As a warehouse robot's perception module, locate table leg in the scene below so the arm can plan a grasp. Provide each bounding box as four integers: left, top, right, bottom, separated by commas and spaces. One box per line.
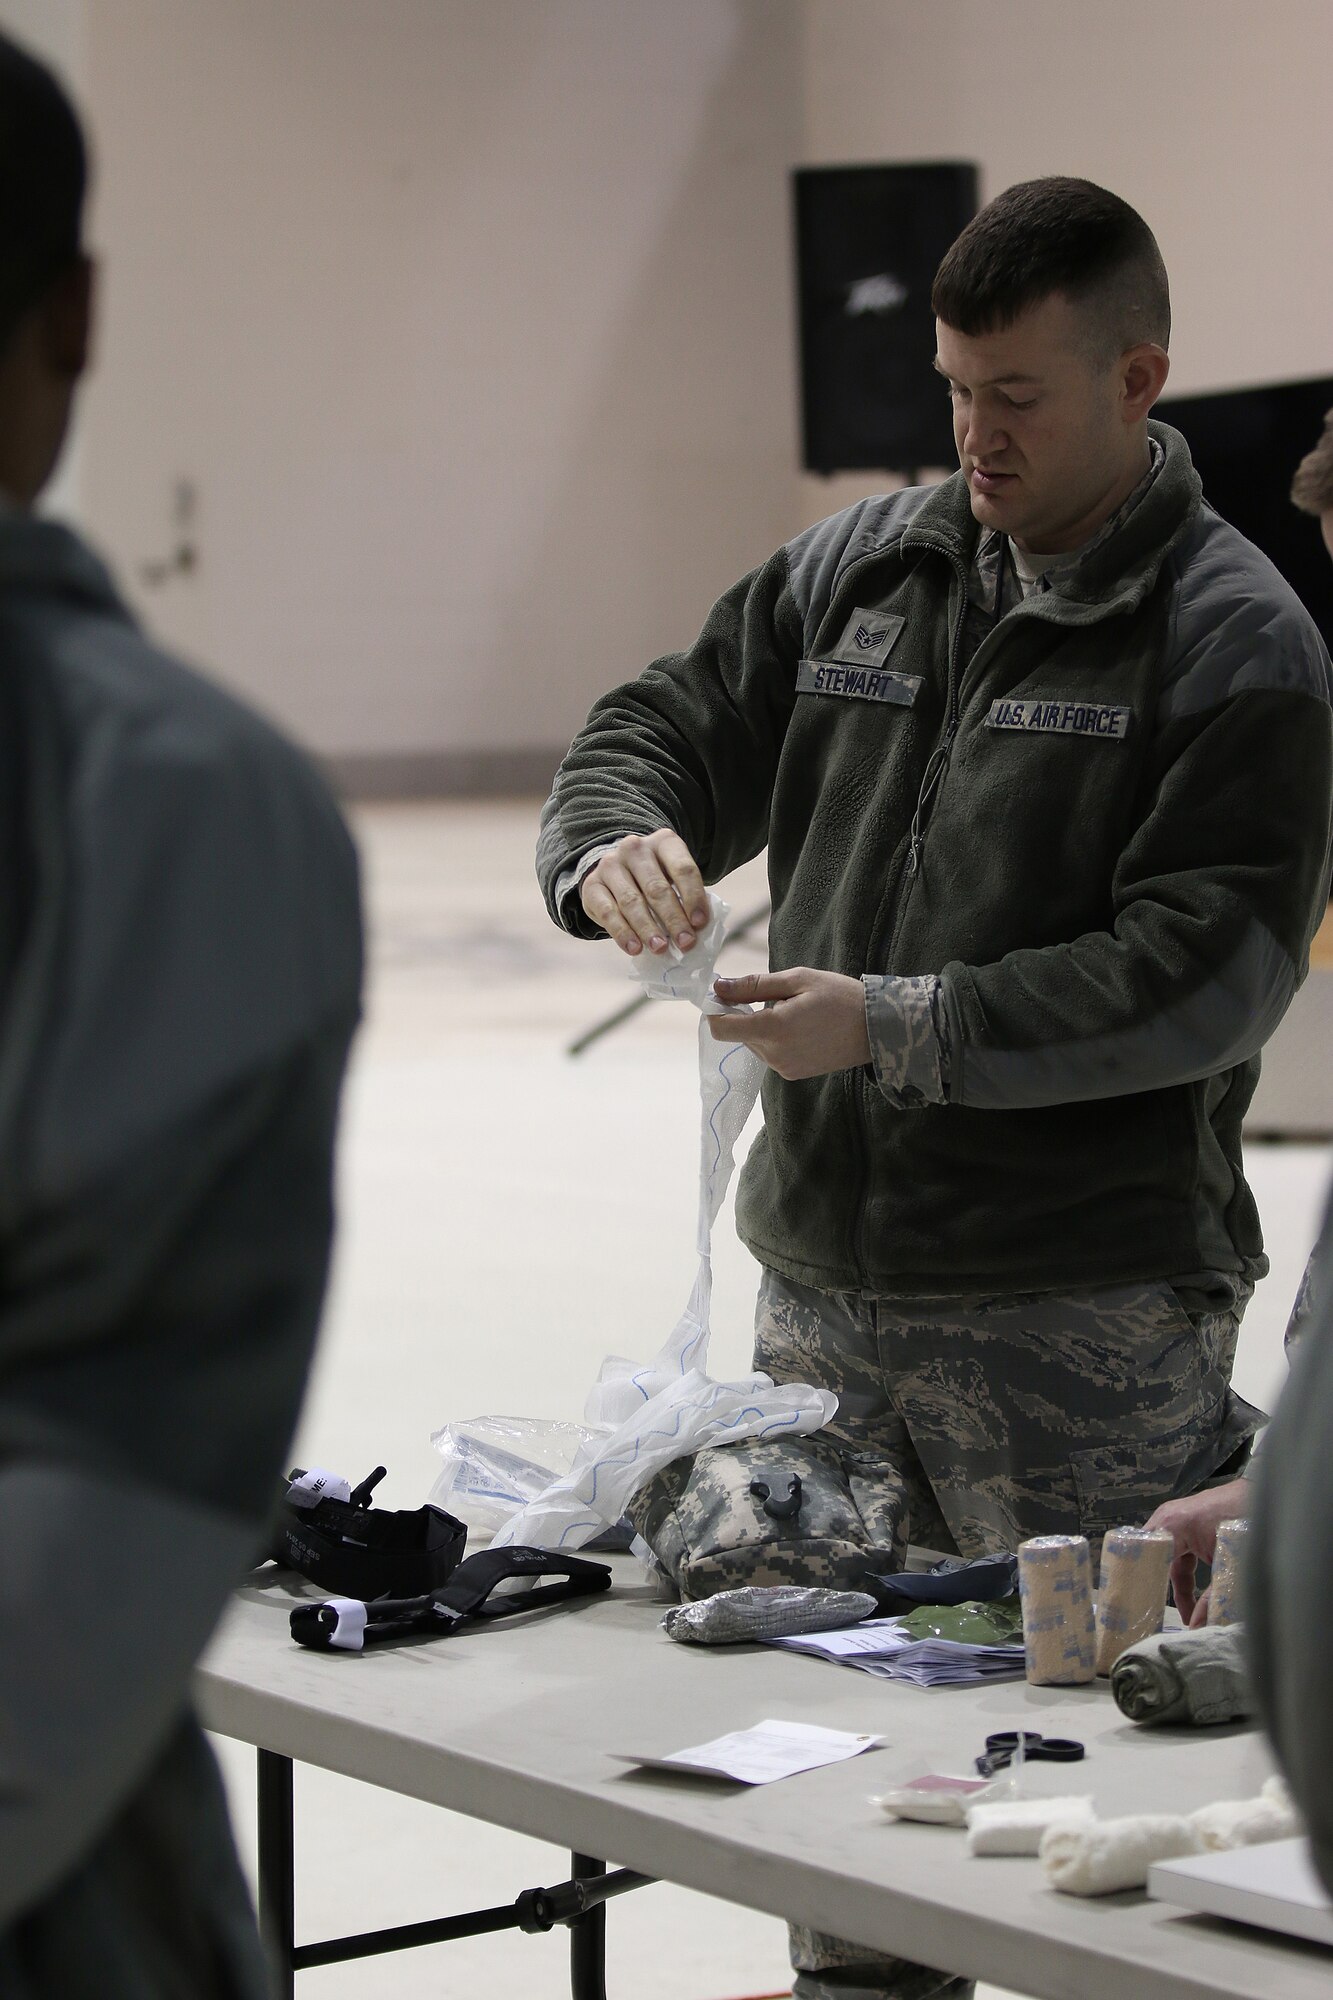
568, 1852, 607, 2000
257, 1749, 295, 2000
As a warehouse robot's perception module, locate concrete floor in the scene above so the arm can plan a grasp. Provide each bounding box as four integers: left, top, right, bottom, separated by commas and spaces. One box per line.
211, 799, 1330, 1999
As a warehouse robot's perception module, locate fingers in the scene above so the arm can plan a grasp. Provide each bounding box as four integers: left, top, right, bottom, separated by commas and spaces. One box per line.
579, 831, 706, 955
714, 969, 804, 1006
708, 1007, 763, 1043
1170, 1551, 1198, 1626
579, 869, 646, 955
653, 831, 709, 932
1188, 1586, 1212, 1630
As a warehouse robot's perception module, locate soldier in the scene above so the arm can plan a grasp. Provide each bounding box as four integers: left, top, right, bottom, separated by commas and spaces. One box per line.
0, 33, 361, 1997
539, 177, 1333, 1998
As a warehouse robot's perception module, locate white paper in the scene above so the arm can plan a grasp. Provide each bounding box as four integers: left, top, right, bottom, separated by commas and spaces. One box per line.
614, 1718, 886, 1785
770, 1619, 917, 1660
765, 1617, 1026, 1686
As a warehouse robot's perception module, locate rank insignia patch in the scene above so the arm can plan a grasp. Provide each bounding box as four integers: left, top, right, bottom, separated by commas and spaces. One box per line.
830, 606, 906, 668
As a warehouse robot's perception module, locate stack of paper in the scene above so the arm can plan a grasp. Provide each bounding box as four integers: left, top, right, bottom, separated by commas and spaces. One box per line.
765, 1616, 1026, 1687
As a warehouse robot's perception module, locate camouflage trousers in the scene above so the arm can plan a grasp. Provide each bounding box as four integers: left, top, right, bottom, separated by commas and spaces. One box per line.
754, 1266, 1260, 1567
755, 1264, 1262, 2000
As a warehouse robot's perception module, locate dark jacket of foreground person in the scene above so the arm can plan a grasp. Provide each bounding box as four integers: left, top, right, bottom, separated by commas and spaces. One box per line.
0, 514, 362, 1996
1249, 1212, 1333, 1896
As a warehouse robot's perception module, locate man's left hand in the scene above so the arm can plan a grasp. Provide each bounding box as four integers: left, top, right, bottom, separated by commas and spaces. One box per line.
709, 969, 870, 1080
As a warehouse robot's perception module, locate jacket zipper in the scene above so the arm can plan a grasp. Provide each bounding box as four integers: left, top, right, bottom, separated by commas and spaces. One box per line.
887, 536, 970, 964
842, 530, 970, 1279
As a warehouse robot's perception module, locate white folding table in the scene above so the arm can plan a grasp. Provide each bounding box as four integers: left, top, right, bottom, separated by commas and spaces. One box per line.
195, 1558, 1333, 2000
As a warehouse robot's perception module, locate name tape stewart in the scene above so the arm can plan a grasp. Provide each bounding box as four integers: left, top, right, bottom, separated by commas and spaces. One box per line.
797, 659, 923, 707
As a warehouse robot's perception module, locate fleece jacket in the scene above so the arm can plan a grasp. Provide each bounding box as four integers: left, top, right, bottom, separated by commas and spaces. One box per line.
538, 423, 1333, 1296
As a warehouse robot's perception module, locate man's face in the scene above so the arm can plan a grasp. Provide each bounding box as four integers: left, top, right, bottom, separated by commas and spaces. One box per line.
935, 293, 1139, 554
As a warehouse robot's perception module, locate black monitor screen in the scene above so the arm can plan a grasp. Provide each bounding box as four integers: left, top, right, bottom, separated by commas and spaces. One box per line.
1157, 374, 1333, 649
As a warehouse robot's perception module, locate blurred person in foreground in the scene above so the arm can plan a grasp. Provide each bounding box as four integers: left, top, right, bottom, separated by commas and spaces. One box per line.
1147, 407, 1333, 1623
1149, 409, 1333, 1894
0, 33, 361, 1997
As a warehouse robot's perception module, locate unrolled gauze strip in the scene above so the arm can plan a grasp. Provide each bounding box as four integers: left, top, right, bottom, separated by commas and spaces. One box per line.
1018, 1534, 1096, 1685
1094, 1525, 1172, 1674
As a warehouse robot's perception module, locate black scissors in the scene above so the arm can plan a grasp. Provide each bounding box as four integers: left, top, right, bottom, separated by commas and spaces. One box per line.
975, 1730, 1085, 1777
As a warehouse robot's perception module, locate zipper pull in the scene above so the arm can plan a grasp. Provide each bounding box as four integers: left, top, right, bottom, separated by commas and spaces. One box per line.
907, 838, 921, 877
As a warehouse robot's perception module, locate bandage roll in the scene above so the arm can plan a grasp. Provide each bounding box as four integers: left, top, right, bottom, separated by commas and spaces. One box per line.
1094, 1526, 1173, 1675
1018, 1534, 1096, 1685
1040, 1814, 1203, 1896
1206, 1516, 1249, 1626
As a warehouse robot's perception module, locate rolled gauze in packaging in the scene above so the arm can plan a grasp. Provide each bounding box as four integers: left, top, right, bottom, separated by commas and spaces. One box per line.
1018, 1534, 1096, 1685
1207, 1516, 1249, 1626
1094, 1526, 1173, 1674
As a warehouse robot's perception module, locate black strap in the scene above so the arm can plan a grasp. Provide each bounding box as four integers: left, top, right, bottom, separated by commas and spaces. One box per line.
290, 1545, 612, 1652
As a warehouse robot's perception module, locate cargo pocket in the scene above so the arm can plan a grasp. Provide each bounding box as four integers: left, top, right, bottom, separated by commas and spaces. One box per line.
626, 1433, 903, 1601
1070, 1391, 1265, 1547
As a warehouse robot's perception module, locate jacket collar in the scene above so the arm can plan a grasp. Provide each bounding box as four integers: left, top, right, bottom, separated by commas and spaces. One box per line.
0, 515, 130, 618
900, 421, 1202, 622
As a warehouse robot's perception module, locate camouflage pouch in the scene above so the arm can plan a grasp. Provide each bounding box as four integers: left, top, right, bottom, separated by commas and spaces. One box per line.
626, 1433, 904, 1601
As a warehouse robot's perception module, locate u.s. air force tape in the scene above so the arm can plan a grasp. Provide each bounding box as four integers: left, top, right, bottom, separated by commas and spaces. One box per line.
987, 695, 1133, 740
797, 659, 923, 706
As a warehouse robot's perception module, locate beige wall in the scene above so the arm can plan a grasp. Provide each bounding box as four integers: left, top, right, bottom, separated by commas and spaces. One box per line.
802, 0, 1333, 396
798, 0, 1333, 528
49, 1, 1333, 772
77, 0, 803, 775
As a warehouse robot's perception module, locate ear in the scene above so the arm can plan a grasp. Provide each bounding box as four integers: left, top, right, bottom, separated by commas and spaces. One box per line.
1119, 341, 1169, 424
42, 254, 95, 380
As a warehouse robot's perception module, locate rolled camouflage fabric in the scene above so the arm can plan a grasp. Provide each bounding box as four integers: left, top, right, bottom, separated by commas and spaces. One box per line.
627, 1434, 902, 1601
1110, 1624, 1252, 1726
661, 1584, 878, 1645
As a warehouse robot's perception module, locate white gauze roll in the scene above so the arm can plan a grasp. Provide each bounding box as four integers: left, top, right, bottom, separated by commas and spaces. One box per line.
1040, 1815, 1204, 1896
966, 1796, 1095, 1856
1189, 1790, 1299, 1850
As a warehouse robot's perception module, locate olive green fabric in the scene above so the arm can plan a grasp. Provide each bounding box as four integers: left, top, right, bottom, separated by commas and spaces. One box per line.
539, 423, 1333, 1295
895, 1597, 1022, 1645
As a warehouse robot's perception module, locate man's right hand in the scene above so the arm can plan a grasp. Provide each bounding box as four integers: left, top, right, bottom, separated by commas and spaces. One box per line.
579, 830, 709, 956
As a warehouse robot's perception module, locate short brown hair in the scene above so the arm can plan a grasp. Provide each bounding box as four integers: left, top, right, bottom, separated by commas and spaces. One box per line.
932, 176, 1169, 365
1291, 409, 1333, 517
0, 32, 87, 351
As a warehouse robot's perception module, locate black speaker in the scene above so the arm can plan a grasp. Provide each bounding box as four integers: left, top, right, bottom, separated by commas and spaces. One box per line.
794, 161, 979, 476
1156, 374, 1333, 649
